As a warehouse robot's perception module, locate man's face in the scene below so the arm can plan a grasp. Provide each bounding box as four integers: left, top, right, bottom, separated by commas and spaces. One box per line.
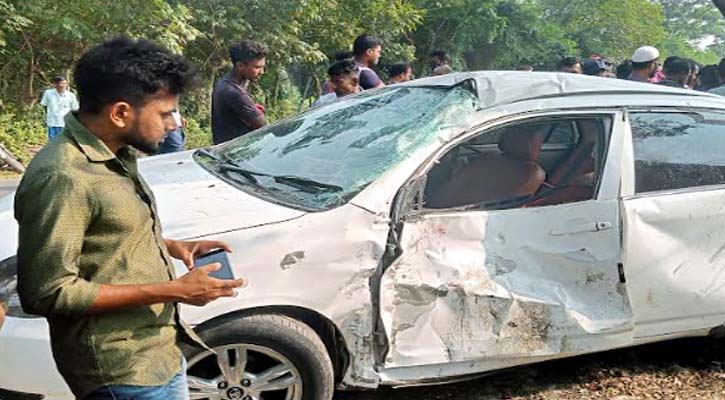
430, 56, 441, 69
332, 74, 359, 97
237, 57, 266, 82
562, 63, 582, 74
400, 67, 413, 82
123, 91, 179, 154
367, 46, 382, 65
55, 80, 68, 93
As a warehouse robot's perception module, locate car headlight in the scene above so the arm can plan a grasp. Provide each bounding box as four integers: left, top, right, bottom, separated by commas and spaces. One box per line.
0, 256, 35, 318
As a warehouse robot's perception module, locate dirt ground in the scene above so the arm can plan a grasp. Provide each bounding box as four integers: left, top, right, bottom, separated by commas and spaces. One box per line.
334, 336, 725, 400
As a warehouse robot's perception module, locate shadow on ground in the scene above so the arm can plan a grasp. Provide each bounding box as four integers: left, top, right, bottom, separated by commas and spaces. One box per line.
334, 336, 725, 399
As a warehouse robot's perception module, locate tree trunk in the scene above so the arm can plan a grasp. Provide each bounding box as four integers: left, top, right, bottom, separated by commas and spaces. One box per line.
714, 0, 725, 18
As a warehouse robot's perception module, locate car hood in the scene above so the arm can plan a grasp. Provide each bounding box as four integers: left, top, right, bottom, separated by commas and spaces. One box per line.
136, 151, 306, 239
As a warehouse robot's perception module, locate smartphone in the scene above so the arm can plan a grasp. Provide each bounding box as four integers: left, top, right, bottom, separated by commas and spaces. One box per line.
193, 249, 234, 280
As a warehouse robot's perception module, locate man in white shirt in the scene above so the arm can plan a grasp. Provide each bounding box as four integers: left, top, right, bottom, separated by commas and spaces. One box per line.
40, 76, 79, 139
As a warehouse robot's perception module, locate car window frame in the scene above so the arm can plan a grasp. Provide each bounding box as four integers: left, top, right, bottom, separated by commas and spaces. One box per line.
623, 106, 725, 200
394, 109, 621, 219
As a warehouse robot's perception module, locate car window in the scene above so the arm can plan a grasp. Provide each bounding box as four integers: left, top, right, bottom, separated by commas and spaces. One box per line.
423, 116, 611, 210
630, 111, 725, 194
195, 86, 481, 211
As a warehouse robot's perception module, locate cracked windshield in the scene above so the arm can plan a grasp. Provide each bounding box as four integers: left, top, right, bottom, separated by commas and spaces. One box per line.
196, 86, 480, 210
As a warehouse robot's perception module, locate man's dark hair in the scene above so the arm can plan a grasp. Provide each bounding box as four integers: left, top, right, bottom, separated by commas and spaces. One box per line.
662, 56, 680, 70
52, 76, 66, 84
717, 59, 725, 81
430, 50, 450, 62
697, 64, 720, 90
388, 62, 411, 77
631, 60, 656, 71
352, 34, 383, 57
334, 51, 354, 61
328, 60, 359, 78
73, 36, 198, 114
229, 39, 268, 65
558, 56, 581, 70
616, 60, 633, 79
663, 57, 692, 78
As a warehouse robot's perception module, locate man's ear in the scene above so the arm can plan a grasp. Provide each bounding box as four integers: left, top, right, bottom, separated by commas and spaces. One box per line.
108, 102, 133, 129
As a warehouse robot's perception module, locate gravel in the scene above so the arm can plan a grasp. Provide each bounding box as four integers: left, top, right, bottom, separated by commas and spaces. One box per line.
335, 336, 725, 400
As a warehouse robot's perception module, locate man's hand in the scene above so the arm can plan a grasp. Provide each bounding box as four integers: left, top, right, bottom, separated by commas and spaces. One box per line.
165, 239, 232, 270
172, 263, 245, 306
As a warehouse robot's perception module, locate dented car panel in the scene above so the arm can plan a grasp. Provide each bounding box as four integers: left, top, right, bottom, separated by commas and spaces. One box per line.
623, 189, 725, 338
379, 199, 634, 373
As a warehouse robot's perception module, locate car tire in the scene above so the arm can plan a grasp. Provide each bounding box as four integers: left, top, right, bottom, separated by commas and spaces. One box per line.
185, 313, 334, 400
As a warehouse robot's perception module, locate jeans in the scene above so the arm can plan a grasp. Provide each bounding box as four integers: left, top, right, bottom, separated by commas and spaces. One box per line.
157, 128, 185, 154
82, 358, 189, 400
47, 126, 64, 139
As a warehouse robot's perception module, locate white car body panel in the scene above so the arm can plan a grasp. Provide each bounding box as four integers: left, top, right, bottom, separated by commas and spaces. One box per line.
1, 72, 725, 399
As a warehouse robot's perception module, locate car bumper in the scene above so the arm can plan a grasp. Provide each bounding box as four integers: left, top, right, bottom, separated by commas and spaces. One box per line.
0, 317, 72, 400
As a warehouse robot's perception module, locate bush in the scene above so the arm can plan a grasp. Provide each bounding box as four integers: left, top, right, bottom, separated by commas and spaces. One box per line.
0, 108, 46, 165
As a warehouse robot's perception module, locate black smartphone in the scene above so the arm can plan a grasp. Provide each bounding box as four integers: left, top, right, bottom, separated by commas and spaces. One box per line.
193, 249, 234, 280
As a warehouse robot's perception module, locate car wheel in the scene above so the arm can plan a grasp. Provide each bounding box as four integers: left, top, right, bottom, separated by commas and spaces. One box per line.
185, 313, 334, 400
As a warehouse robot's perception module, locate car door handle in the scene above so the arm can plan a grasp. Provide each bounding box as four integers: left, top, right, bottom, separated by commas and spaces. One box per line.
550, 221, 612, 236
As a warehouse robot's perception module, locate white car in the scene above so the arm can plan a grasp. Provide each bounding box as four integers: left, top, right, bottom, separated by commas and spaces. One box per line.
2, 71, 725, 400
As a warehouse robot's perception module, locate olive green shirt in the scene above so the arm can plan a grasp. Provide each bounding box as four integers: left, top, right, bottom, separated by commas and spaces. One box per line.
15, 114, 193, 399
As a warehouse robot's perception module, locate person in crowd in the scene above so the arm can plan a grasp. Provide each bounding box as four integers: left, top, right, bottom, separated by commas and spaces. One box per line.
353, 34, 385, 90
430, 50, 453, 74
433, 64, 454, 75
156, 109, 187, 154
40, 76, 79, 139
517, 64, 534, 72
312, 60, 361, 107
388, 62, 413, 84
582, 58, 609, 77
708, 58, 725, 96
687, 60, 701, 89
696, 64, 719, 92
15, 37, 244, 400
628, 46, 660, 83
211, 39, 267, 144
656, 57, 693, 88
652, 56, 678, 83
322, 51, 354, 94
558, 57, 582, 74
616, 60, 633, 80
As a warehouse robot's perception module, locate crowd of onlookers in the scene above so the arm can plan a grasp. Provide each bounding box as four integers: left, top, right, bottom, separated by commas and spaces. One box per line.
554, 45, 725, 94
37, 36, 725, 155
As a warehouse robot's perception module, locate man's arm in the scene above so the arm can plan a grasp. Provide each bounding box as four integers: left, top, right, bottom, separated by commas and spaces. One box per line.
39, 90, 49, 107
16, 172, 100, 316
228, 89, 266, 130
87, 264, 243, 313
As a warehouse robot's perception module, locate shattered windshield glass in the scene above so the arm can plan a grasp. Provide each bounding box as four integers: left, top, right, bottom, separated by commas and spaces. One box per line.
195, 85, 480, 211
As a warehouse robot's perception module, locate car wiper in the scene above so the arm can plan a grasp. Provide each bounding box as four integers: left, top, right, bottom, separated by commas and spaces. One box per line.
218, 164, 341, 194
272, 175, 343, 194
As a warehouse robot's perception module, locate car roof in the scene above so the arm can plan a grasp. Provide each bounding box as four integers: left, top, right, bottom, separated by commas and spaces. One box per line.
402, 71, 721, 110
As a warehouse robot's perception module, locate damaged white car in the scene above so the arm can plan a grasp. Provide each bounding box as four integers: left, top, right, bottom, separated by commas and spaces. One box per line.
3, 71, 725, 400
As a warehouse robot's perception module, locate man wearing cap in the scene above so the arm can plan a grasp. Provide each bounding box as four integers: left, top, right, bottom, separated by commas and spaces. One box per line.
628, 46, 660, 83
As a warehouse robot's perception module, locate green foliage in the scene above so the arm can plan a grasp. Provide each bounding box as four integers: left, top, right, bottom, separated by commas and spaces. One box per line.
0, 108, 46, 164
2, 0, 725, 166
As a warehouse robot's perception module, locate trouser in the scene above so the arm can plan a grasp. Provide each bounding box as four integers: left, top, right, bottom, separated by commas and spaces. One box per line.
82, 358, 189, 400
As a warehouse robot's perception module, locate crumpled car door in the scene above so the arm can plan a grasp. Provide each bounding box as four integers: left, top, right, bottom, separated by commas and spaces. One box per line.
378, 111, 635, 378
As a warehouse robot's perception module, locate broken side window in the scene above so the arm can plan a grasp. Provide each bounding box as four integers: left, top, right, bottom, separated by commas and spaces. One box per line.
631, 111, 725, 194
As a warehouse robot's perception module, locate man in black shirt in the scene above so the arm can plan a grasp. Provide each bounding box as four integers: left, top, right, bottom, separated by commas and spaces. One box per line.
212, 40, 268, 144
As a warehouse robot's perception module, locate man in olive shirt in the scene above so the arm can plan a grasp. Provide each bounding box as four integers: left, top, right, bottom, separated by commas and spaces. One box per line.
15, 37, 244, 400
